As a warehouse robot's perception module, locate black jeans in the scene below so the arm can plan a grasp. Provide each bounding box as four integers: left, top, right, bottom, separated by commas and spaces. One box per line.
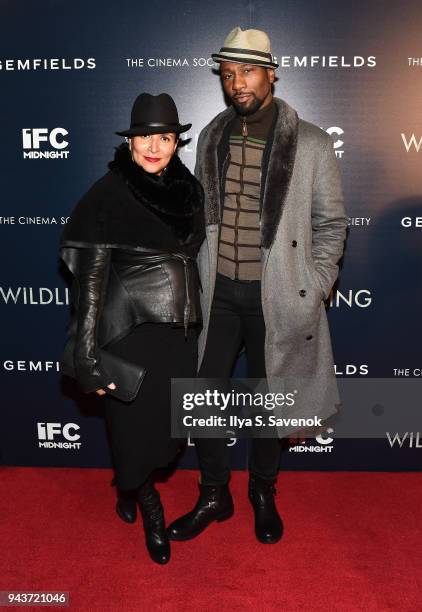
196, 273, 281, 485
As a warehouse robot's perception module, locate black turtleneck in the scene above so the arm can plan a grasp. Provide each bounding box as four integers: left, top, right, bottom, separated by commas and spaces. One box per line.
231, 99, 277, 141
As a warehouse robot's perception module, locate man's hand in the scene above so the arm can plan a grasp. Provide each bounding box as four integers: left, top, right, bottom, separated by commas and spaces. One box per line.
95, 383, 116, 396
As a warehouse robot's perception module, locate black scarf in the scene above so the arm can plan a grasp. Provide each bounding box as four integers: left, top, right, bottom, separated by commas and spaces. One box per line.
109, 143, 204, 247
61, 144, 205, 254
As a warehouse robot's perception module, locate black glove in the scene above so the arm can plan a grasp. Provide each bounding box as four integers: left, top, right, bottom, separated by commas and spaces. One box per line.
73, 247, 112, 393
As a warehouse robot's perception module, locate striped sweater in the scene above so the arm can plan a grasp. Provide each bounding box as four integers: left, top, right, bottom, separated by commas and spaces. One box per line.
218, 100, 276, 280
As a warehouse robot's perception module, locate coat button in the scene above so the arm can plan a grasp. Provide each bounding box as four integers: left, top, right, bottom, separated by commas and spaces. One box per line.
306, 335, 313, 340
299, 289, 306, 297
291, 240, 297, 247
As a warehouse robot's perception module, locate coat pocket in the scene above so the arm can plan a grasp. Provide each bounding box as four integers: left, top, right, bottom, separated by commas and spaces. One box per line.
297, 248, 325, 302
307, 259, 326, 301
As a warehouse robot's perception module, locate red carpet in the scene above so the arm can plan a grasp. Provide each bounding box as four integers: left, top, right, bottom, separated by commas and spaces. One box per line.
1, 468, 421, 611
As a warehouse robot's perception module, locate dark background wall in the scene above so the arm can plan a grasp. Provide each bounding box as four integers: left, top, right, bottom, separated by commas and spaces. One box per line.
1, 0, 421, 471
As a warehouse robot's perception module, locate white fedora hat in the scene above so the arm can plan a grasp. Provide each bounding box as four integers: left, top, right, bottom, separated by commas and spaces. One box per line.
212, 26, 278, 69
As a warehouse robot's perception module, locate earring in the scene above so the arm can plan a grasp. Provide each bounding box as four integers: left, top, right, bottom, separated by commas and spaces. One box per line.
127, 140, 135, 163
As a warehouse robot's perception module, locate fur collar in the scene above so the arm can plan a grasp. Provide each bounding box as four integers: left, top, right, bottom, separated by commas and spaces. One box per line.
196, 97, 299, 249
196, 106, 235, 226
109, 143, 204, 245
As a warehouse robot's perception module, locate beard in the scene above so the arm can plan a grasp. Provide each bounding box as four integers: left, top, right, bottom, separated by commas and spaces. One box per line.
232, 93, 263, 116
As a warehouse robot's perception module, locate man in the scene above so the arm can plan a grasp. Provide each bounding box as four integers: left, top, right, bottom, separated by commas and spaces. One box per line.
168, 27, 348, 544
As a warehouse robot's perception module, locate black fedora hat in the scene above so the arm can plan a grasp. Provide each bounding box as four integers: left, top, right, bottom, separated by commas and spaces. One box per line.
116, 92, 191, 137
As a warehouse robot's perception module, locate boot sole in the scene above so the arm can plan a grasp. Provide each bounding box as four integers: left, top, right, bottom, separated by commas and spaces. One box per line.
147, 548, 171, 564
255, 531, 283, 544
168, 508, 234, 541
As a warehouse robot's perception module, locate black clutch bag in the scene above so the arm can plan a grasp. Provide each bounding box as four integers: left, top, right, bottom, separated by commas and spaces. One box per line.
61, 339, 146, 402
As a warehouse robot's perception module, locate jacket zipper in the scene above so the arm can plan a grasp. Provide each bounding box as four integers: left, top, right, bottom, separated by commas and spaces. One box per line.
234, 118, 248, 279
242, 117, 248, 138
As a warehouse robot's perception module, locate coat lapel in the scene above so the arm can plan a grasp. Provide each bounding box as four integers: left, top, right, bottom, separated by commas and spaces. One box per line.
261, 98, 299, 249
196, 106, 235, 226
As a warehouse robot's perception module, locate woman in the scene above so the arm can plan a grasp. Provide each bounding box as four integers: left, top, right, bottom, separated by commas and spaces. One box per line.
60, 93, 205, 564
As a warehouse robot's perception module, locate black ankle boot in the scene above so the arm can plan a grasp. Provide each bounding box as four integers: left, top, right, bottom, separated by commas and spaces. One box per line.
137, 480, 170, 565
167, 482, 234, 541
116, 488, 137, 524
248, 474, 283, 544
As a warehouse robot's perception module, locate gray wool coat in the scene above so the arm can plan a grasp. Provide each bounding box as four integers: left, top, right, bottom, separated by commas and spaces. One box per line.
195, 97, 348, 420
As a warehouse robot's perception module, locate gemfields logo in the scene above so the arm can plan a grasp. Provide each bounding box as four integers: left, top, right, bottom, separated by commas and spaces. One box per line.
401, 217, 422, 228
279, 55, 376, 68
335, 364, 369, 376
3, 360, 60, 373
0, 58, 96, 71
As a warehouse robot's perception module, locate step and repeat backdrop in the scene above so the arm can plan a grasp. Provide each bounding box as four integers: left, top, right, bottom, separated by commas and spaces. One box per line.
1, 1, 421, 471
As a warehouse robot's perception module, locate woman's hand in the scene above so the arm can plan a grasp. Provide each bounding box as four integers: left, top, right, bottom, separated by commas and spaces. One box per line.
96, 383, 116, 396
71, 246, 113, 394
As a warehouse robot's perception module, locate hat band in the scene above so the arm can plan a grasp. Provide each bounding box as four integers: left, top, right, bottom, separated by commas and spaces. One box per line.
131, 122, 178, 128
212, 54, 277, 66
220, 46, 273, 60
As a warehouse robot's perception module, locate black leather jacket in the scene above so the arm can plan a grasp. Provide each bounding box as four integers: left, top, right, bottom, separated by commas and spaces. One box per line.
61, 243, 202, 393
60, 146, 205, 393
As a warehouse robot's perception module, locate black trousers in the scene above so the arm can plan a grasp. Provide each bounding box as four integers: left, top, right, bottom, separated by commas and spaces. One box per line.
195, 273, 281, 485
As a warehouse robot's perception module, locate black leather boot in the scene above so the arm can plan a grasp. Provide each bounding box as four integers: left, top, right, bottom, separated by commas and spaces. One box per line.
137, 480, 170, 565
115, 488, 137, 524
167, 483, 234, 541
248, 474, 283, 544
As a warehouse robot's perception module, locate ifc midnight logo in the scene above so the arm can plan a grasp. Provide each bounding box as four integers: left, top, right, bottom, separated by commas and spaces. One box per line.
37, 422, 81, 450
22, 128, 69, 159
